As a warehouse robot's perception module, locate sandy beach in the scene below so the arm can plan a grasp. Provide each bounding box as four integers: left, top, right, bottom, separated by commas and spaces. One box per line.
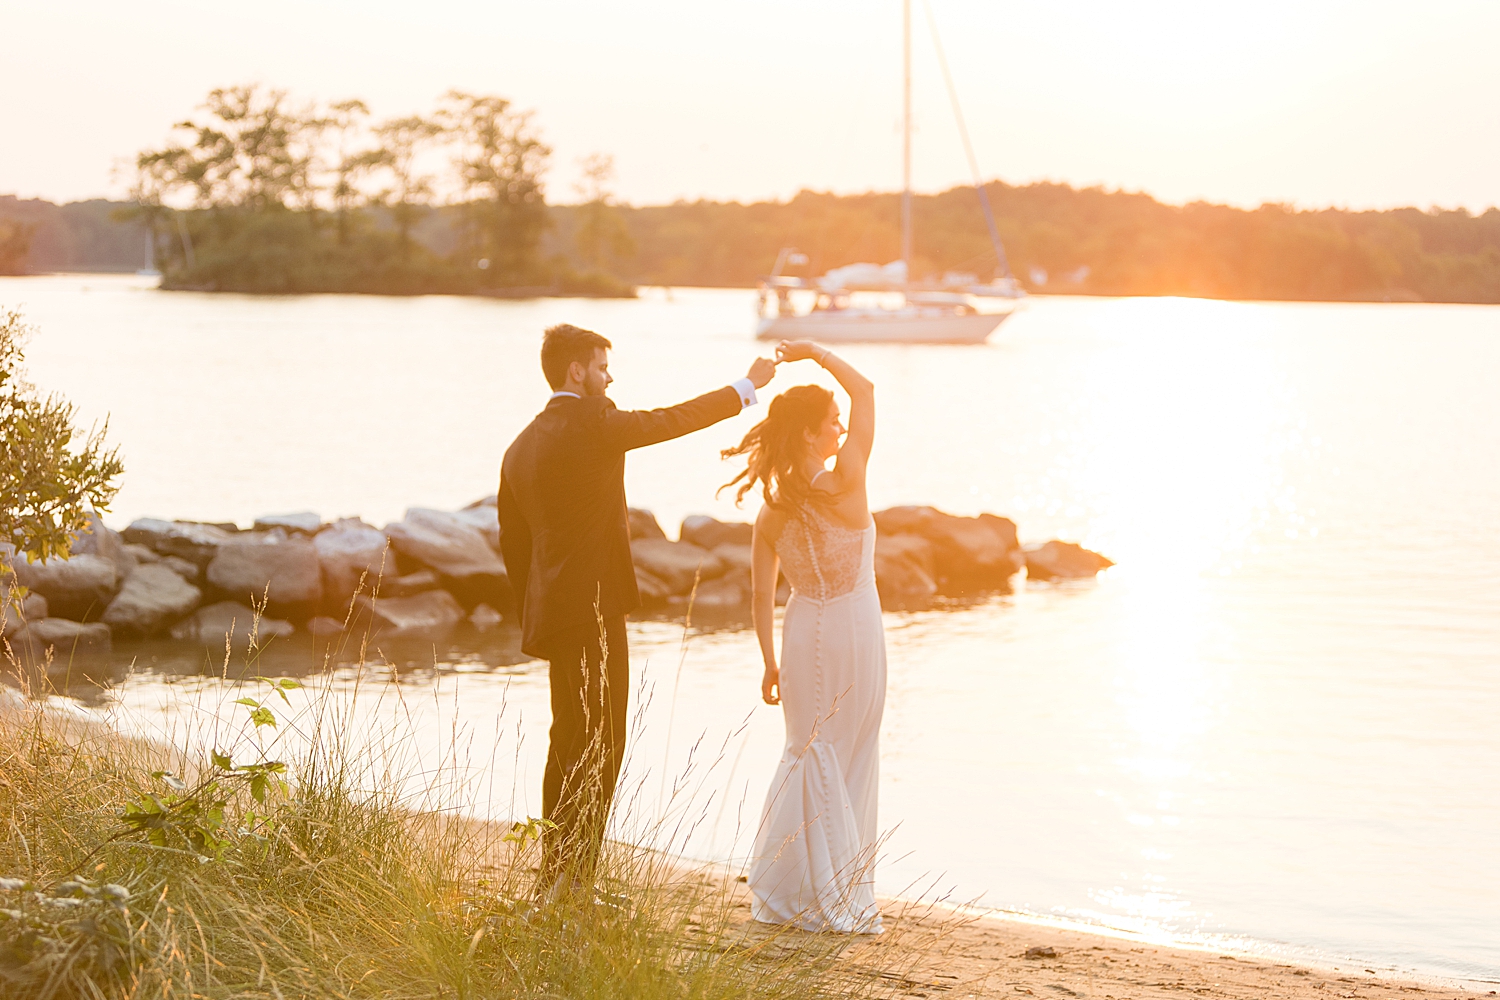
852, 907, 1490, 999
434, 799, 1493, 1000
816, 894, 1491, 1000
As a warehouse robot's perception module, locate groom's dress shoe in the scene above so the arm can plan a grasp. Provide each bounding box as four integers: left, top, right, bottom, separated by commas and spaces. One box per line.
591, 887, 631, 914
536, 874, 587, 907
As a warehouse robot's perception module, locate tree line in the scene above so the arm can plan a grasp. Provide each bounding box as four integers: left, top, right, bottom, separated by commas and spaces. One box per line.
7, 151, 1500, 304
123, 84, 633, 296
603, 184, 1500, 303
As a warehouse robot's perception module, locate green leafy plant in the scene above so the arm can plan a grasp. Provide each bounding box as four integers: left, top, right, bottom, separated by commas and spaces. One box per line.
117, 676, 296, 857
118, 770, 228, 855
233, 675, 301, 731
0, 309, 123, 567
501, 815, 557, 847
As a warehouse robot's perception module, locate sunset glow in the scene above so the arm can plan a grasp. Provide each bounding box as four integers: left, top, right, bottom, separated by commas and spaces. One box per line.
4, 0, 1497, 211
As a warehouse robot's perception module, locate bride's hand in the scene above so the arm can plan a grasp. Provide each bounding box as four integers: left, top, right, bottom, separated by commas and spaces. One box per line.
761, 666, 781, 705
775, 340, 824, 365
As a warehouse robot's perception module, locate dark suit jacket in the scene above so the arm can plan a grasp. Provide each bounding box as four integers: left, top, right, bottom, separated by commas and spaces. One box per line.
498, 387, 742, 658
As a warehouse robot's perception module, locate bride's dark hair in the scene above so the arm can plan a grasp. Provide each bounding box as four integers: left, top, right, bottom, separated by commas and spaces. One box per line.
720, 384, 835, 509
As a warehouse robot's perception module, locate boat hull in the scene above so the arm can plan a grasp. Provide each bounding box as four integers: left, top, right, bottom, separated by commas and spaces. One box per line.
756, 308, 1011, 344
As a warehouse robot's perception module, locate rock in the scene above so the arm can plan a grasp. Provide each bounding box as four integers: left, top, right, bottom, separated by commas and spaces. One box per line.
122, 519, 235, 566
1024, 541, 1114, 581
206, 535, 322, 619
2, 592, 48, 639
170, 601, 294, 646
385, 509, 512, 611
628, 508, 667, 541
873, 506, 1022, 591
979, 513, 1021, 552
464, 494, 498, 510
469, 603, 503, 630
1024, 946, 1057, 960
102, 564, 202, 638
446, 507, 500, 550
878, 532, 936, 578
635, 566, 674, 606
629, 539, 726, 594
305, 616, 345, 637
70, 512, 134, 578
12, 554, 120, 621
354, 590, 465, 634
668, 571, 749, 611
123, 543, 160, 565
680, 515, 753, 550
711, 543, 753, 574
10, 618, 113, 663
873, 534, 939, 610
160, 556, 201, 584
314, 518, 394, 612
382, 570, 438, 598
253, 512, 323, 534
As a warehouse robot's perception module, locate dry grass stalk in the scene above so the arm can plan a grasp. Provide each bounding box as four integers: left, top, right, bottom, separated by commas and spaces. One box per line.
0, 587, 950, 999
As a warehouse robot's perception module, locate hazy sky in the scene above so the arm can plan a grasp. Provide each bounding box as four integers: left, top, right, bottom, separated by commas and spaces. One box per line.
4, 0, 1498, 211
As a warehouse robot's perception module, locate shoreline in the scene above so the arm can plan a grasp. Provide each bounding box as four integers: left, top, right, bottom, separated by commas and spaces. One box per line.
666, 849, 1496, 996
12, 271, 1500, 306
5, 688, 1491, 997
912, 899, 1497, 995
641, 843, 1496, 998
841, 893, 1494, 999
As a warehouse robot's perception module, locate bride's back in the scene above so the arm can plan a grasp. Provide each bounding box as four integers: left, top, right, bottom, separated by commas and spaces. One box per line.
760, 478, 874, 603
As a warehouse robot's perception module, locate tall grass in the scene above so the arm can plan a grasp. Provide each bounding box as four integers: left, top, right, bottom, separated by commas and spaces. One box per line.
0, 598, 936, 999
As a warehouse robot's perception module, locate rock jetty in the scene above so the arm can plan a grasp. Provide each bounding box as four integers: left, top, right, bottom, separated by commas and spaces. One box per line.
2, 501, 1111, 663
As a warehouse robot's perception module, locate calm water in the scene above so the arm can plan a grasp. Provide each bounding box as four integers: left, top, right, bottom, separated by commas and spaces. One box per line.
6, 274, 1499, 982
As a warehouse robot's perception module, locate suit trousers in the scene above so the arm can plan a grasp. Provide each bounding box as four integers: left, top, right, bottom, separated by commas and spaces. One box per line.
541, 613, 629, 882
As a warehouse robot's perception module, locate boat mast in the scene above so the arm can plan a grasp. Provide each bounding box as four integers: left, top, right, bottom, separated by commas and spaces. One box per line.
922, 0, 1015, 279
901, 0, 912, 283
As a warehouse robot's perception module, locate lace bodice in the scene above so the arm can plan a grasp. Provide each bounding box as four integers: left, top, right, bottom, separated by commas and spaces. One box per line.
773, 503, 875, 602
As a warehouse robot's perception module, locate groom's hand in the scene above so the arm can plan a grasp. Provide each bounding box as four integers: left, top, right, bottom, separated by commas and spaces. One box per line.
747, 356, 777, 389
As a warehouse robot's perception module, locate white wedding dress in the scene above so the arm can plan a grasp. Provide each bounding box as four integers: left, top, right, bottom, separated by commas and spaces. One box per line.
748, 499, 887, 933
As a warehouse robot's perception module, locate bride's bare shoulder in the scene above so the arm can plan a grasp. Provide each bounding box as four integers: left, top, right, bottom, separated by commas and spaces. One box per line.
754, 504, 788, 545
809, 469, 871, 530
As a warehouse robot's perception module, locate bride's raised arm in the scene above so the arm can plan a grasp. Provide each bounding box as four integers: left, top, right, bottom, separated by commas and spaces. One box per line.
775, 340, 874, 484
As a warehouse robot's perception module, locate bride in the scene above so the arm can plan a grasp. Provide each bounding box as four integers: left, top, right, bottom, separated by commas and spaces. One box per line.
721, 339, 886, 934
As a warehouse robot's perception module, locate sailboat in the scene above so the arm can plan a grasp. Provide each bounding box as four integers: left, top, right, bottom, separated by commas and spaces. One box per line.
755, 0, 1024, 345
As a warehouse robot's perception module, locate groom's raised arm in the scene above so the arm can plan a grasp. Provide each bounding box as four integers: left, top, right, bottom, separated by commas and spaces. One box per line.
596, 358, 774, 452
596, 386, 742, 452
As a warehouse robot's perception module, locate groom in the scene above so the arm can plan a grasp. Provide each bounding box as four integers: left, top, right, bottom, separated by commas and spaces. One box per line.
497, 323, 775, 886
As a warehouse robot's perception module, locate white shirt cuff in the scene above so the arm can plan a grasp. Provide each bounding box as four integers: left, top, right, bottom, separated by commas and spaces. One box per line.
730, 377, 758, 410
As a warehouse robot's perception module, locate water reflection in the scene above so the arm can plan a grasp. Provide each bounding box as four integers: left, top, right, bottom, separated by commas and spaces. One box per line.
7, 622, 537, 706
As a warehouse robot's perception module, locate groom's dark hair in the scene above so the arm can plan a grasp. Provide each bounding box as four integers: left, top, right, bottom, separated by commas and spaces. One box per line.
541, 324, 612, 389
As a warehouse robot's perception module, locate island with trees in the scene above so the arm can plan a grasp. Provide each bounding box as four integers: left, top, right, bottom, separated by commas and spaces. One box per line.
119, 85, 634, 297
